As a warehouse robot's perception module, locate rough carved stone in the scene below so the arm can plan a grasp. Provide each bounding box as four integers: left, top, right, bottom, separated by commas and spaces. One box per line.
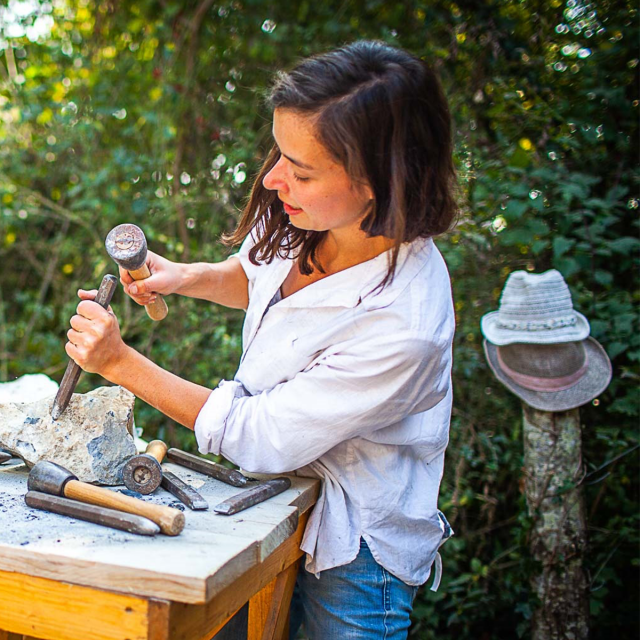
0, 386, 137, 485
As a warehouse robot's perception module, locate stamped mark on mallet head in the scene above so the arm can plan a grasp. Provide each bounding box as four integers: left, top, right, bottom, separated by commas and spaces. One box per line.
105, 223, 168, 321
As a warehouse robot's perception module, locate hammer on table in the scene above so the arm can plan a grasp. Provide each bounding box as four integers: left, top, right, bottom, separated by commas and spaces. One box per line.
28, 461, 185, 536
123, 441, 209, 509
105, 223, 168, 321
122, 439, 167, 495
25, 491, 160, 536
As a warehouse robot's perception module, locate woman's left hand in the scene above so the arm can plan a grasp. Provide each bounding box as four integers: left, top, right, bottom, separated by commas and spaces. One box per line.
65, 289, 128, 377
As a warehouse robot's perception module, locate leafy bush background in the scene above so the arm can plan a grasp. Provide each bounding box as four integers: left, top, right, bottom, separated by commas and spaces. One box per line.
0, 0, 637, 637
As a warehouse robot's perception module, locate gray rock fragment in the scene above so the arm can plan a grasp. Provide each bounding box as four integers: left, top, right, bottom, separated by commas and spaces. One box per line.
0, 386, 137, 485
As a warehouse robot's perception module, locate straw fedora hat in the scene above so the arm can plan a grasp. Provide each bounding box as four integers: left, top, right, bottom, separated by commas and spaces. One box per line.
483, 337, 612, 412
481, 269, 590, 345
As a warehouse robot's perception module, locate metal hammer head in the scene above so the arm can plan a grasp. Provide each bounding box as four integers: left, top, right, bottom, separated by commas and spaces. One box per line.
105, 224, 148, 271
122, 454, 163, 495
28, 461, 78, 496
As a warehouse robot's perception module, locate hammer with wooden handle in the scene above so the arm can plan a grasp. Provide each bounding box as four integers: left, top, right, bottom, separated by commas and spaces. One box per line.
105, 223, 168, 321
28, 461, 185, 536
122, 439, 167, 495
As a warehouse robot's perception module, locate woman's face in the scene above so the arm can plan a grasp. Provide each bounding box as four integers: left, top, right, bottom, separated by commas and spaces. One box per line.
263, 108, 373, 234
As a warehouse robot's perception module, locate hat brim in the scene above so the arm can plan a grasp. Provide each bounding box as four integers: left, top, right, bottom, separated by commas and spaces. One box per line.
481, 311, 590, 346
483, 337, 612, 412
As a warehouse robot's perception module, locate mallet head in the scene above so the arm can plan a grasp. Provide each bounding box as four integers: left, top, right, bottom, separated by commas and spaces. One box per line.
122, 454, 163, 495
28, 461, 78, 496
105, 224, 148, 271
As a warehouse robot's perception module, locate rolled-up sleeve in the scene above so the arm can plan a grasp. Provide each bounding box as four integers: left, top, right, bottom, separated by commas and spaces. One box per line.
228, 231, 260, 296
194, 331, 452, 473
194, 380, 249, 455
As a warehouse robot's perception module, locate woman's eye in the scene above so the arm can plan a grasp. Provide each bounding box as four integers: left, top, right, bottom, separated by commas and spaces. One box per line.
293, 174, 309, 182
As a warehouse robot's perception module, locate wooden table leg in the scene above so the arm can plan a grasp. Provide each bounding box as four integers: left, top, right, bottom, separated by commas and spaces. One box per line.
170, 510, 310, 640
248, 559, 299, 640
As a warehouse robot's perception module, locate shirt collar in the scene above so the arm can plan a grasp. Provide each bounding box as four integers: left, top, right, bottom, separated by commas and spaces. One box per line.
275, 237, 434, 310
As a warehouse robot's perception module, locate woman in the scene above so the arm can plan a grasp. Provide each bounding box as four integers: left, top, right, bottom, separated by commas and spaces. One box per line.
67, 40, 457, 639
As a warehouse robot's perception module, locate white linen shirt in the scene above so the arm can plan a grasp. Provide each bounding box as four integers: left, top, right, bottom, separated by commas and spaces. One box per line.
195, 233, 455, 586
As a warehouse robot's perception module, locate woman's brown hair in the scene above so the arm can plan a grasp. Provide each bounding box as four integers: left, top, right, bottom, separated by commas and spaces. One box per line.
224, 40, 457, 287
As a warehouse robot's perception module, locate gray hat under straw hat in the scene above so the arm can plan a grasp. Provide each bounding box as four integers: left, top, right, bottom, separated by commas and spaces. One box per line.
481, 269, 612, 412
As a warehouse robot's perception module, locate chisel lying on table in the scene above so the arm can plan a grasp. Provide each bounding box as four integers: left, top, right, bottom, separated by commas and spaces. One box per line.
161, 471, 208, 510
213, 477, 291, 515
25, 491, 160, 536
166, 448, 254, 488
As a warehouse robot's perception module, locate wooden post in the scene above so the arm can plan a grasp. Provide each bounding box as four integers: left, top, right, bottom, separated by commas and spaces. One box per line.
522, 405, 589, 640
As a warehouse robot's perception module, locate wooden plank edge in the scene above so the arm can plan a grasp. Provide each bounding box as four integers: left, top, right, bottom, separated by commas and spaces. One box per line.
0, 544, 209, 605
0, 568, 165, 640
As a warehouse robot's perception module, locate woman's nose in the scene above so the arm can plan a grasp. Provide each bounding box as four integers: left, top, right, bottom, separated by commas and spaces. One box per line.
263, 157, 288, 192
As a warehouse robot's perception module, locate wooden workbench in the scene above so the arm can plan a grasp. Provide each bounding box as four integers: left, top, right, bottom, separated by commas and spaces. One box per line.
0, 457, 320, 640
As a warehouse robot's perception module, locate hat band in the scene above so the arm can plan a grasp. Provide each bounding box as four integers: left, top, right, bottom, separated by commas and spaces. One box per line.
496, 349, 589, 392
498, 314, 577, 332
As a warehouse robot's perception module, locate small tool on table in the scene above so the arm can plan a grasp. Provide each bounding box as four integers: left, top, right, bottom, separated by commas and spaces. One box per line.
213, 477, 291, 516
28, 461, 185, 536
161, 471, 209, 511
122, 439, 167, 495
25, 491, 160, 536
105, 223, 168, 321
167, 448, 254, 488
50, 274, 118, 421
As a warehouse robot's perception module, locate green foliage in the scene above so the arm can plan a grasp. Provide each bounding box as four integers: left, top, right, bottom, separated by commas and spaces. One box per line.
0, 0, 637, 637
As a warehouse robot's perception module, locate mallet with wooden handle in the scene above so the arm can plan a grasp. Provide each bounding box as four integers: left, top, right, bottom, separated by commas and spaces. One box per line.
28, 461, 185, 536
105, 223, 168, 321
122, 439, 167, 495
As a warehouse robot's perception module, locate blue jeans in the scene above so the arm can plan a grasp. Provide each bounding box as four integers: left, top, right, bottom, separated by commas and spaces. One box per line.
289, 538, 418, 640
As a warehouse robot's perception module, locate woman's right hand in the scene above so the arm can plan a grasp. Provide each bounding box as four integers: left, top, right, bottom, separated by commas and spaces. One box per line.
119, 250, 185, 307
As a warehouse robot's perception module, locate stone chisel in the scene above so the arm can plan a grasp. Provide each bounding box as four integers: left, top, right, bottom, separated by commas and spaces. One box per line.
50, 274, 118, 421
166, 448, 254, 488
161, 471, 209, 510
213, 477, 291, 516
25, 491, 160, 536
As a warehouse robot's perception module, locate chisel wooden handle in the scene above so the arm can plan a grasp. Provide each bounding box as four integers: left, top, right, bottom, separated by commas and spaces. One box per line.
128, 262, 168, 321
64, 480, 184, 536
